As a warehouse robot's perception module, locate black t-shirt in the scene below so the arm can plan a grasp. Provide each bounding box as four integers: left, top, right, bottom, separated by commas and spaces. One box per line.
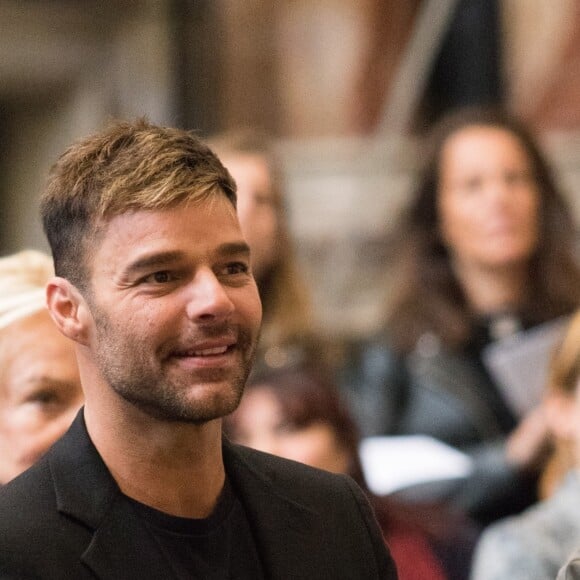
125, 479, 264, 580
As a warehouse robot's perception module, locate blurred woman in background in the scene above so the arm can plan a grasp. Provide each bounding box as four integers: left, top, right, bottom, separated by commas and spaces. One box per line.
209, 130, 324, 375
340, 106, 580, 526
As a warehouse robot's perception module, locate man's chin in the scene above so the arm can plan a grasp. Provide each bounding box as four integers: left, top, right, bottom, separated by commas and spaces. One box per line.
121, 382, 244, 424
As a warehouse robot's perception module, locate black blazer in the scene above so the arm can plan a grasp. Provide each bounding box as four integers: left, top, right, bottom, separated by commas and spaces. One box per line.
0, 412, 397, 579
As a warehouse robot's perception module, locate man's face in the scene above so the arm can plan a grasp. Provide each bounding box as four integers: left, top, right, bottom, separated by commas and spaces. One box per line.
83, 196, 262, 424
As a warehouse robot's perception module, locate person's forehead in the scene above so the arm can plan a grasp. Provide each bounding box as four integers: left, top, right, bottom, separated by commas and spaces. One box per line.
439, 126, 532, 182
443, 125, 527, 158
90, 200, 245, 273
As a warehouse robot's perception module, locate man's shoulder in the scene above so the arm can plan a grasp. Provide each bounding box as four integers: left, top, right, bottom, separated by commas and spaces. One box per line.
0, 457, 67, 574
0, 456, 54, 513
0, 456, 66, 544
0, 453, 98, 579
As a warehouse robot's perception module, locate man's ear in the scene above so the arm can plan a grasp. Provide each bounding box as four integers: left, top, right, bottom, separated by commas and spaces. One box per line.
46, 277, 92, 346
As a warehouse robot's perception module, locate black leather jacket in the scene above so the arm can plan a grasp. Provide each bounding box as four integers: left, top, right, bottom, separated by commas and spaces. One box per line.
338, 333, 538, 526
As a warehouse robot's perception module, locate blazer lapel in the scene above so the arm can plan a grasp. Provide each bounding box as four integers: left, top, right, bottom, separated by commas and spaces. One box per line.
49, 411, 171, 580
223, 441, 325, 579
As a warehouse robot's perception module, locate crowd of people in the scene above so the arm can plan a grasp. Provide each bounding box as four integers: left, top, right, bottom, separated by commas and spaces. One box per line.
0, 104, 578, 579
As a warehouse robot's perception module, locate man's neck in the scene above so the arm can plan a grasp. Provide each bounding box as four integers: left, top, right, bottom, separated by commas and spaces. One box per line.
84, 401, 226, 519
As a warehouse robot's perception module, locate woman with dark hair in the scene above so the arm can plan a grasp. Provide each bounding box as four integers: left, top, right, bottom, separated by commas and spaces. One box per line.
225, 366, 477, 580
390, 107, 578, 347
340, 106, 580, 526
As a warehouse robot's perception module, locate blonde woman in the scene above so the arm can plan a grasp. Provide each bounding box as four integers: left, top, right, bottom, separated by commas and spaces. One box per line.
472, 311, 580, 579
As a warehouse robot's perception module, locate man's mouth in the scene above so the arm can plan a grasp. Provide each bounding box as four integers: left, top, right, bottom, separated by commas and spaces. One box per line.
189, 346, 229, 357
172, 342, 235, 359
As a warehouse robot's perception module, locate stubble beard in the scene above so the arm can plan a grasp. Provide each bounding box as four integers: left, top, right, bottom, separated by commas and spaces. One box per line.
91, 306, 257, 424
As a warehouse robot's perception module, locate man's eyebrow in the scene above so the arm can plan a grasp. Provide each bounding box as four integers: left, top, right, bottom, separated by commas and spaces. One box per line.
216, 242, 251, 257
121, 251, 186, 277
120, 244, 250, 278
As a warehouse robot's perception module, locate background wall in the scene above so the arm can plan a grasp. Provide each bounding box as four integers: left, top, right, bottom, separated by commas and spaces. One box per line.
0, 0, 578, 338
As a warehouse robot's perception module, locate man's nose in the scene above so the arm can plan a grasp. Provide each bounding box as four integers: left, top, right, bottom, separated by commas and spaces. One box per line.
185, 269, 235, 322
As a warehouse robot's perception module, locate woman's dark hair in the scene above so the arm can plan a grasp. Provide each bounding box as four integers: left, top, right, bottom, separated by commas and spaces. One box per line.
225, 365, 366, 485
387, 105, 580, 352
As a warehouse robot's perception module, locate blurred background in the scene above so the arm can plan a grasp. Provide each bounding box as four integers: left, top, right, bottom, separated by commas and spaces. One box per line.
0, 0, 579, 340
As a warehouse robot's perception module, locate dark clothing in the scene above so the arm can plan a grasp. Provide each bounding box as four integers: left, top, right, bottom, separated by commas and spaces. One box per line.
126, 479, 264, 579
0, 411, 396, 579
417, 0, 503, 130
339, 321, 538, 526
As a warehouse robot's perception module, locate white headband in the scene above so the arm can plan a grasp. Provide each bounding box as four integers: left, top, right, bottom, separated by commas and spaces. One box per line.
0, 250, 53, 331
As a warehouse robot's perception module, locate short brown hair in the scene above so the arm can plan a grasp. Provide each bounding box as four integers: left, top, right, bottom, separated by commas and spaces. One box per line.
41, 118, 236, 290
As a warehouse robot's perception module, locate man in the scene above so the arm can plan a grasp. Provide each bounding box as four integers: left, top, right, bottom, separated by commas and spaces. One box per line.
0, 250, 83, 484
0, 119, 396, 579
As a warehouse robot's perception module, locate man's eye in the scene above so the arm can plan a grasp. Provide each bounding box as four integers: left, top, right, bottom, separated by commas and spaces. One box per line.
143, 271, 173, 284
224, 262, 249, 276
